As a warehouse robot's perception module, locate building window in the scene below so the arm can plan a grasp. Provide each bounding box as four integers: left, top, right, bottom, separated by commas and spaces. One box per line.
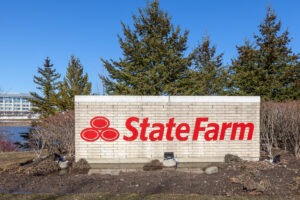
0, 94, 32, 113
14, 97, 21, 103
4, 98, 12, 103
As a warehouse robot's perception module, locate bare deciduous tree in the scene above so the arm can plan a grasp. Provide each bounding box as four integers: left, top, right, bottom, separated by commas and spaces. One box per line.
30, 127, 46, 158
261, 102, 300, 158
32, 111, 75, 157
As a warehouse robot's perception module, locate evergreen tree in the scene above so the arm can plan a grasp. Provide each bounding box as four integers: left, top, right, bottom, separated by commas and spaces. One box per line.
185, 37, 227, 95
229, 7, 299, 100
29, 57, 61, 118
58, 55, 91, 111
229, 40, 262, 96
100, 0, 190, 95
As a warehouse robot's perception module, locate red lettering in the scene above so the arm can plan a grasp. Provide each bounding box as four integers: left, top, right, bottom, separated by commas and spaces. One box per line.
175, 123, 190, 141
166, 118, 176, 141
193, 118, 208, 140
219, 122, 232, 140
204, 123, 219, 141
230, 122, 254, 140
140, 118, 150, 141
122, 116, 254, 142
149, 123, 164, 141
124, 117, 139, 141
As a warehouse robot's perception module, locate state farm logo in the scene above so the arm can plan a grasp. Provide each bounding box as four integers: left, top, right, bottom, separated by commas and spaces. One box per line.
80, 116, 120, 142
80, 116, 255, 142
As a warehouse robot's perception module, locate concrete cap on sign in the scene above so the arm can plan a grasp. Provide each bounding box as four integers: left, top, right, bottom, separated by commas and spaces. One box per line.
170, 96, 260, 103
75, 95, 169, 102
75, 95, 260, 103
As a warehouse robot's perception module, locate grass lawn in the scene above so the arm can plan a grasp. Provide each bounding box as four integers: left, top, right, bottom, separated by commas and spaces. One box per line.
0, 151, 35, 171
0, 194, 297, 200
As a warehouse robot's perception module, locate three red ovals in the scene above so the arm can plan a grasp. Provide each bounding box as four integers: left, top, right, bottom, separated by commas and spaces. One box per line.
81, 116, 119, 142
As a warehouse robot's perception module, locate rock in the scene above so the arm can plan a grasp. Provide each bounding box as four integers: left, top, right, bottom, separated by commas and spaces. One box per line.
163, 159, 177, 167
72, 158, 90, 174
256, 180, 270, 192
205, 166, 218, 174
224, 154, 242, 163
229, 177, 240, 183
243, 179, 270, 192
143, 159, 163, 171
243, 179, 257, 191
59, 160, 69, 169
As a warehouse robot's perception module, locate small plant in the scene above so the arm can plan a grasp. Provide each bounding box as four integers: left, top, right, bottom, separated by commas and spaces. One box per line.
0, 133, 16, 152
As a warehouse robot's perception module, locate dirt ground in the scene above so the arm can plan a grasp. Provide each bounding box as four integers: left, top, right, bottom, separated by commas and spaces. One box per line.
0, 151, 299, 199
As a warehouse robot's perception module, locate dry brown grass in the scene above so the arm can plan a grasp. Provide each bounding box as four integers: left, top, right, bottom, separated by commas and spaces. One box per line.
0, 151, 35, 171
0, 193, 298, 200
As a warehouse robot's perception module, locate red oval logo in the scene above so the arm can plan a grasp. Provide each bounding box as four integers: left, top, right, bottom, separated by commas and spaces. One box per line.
100, 128, 120, 142
90, 116, 110, 129
80, 128, 100, 142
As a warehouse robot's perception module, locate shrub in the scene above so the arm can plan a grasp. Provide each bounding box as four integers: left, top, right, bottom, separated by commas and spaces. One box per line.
0, 133, 16, 152
72, 158, 90, 174
143, 159, 163, 171
31, 111, 75, 157
261, 101, 300, 158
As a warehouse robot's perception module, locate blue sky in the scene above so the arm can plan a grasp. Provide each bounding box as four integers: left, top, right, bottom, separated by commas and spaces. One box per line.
0, 0, 299, 94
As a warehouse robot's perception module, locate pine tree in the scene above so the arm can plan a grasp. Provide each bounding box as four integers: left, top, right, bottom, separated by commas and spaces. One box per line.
58, 55, 91, 111
185, 37, 227, 95
100, 0, 190, 95
229, 7, 299, 100
29, 57, 61, 118
229, 40, 262, 96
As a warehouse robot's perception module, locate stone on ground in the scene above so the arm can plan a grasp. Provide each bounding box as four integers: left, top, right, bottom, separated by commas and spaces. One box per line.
163, 159, 177, 167
205, 166, 218, 174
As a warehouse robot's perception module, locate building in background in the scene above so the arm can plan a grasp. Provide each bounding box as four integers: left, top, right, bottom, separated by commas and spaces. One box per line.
0, 93, 34, 118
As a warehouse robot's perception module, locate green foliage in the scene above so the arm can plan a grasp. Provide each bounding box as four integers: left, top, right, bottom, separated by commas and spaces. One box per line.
58, 55, 91, 111
184, 37, 227, 95
29, 57, 61, 118
229, 7, 299, 100
100, 0, 190, 95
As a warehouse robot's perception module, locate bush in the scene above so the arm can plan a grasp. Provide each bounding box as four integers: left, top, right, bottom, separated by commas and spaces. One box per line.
0, 133, 16, 152
72, 158, 90, 174
143, 159, 163, 171
31, 111, 75, 157
24, 157, 60, 176
261, 102, 300, 158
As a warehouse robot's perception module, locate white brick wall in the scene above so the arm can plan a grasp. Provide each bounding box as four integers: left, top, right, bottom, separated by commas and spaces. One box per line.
75, 96, 260, 163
